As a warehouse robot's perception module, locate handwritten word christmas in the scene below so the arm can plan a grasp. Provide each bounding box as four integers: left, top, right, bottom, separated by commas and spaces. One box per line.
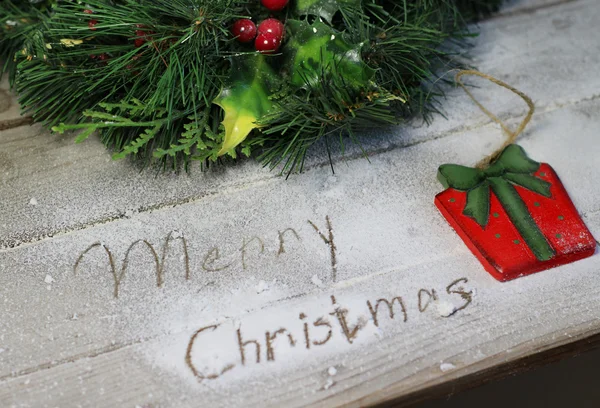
185, 278, 473, 381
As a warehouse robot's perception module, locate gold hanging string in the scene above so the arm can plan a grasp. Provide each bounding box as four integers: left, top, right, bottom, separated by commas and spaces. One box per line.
455, 70, 535, 169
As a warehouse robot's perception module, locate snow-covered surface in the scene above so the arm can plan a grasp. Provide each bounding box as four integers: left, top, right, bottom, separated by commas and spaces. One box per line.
1, 1, 599, 407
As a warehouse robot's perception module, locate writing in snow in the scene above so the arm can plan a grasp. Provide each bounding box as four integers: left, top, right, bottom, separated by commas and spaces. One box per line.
185, 278, 473, 381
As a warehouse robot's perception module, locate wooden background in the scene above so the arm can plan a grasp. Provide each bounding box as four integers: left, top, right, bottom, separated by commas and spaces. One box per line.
1, 0, 599, 406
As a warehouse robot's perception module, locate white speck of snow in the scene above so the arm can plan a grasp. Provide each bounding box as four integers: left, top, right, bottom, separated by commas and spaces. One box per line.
124, 210, 134, 218
313, 27, 318, 34
324, 378, 335, 390
346, 50, 360, 62
328, 366, 337, 376
256, 280, 269, 294
437, 301, 458, 317
44, 274, 54, 284
440, 362, 456, 372
29, 197, 38, 206
311, 275, 324, 288
331, 34, 336, 41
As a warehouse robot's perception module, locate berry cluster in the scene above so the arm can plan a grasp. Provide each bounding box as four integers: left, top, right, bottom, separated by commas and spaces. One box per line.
231, 0, 288, 53
83, 9, 98, 31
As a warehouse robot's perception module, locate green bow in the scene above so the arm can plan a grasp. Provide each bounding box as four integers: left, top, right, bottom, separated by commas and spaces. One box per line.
437, 144, 555, 262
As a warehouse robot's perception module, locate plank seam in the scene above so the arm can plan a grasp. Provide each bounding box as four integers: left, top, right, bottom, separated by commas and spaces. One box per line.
1, 231, 598, 384
1, 93, 599, 252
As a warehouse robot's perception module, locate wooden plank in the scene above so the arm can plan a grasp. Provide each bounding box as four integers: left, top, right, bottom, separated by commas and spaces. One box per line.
498, 0, 576, 16
0, 79, 32, 131
1, 0, 599, 406
0, 78, 22, 125
388, 331, 600, 407
1, 94, 599, 407
1, 0, 596, 250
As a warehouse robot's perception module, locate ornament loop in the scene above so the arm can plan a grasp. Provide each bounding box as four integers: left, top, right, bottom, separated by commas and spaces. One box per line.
455, 70, 535, 169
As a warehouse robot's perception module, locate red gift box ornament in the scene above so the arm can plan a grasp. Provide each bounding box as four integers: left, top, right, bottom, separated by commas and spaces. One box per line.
435, 144, 596, 281
435, 71, 596, 281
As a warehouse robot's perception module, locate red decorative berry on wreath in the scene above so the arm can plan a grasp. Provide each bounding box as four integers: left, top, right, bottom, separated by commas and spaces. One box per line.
97, 53, 110, 66
255, 32, 281, 53
134, 36, 146, 48
134, 25, 154, 48
89, 19, 98, 31
261, 0, 289, 11
257, 18, 285, 39
232, 19, 257, 43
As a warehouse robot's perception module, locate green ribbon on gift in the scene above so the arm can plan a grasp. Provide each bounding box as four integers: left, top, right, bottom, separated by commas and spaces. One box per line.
438, 144, 555, 261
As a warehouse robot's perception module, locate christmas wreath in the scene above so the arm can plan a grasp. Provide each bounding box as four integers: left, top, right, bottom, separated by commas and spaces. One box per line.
1, 0, 501, 172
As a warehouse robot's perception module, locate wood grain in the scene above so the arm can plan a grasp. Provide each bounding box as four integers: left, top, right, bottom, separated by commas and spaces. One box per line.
1, 1, 599, 407
0, 78, 24, 125
378, 328, 600, 407
1, 0, 599, 250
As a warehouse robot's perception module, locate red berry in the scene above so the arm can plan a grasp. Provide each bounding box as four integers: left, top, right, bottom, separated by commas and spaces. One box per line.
255, 32, 281, 54
257, 18, 285, 40
232, 19, 257, 43
261, 0, 289, 11
98, 53, 110, 66
83, 9, 94, 14
89, 19, 98, 31
133, 26, 154, 48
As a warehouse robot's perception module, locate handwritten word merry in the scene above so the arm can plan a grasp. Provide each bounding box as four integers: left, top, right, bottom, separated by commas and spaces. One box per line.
185, 278, 473, 381
73, 217, 337, 298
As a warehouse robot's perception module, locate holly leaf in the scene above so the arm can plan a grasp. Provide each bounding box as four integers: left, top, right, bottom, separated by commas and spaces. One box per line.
286, 20, 375, 89
296, 0, 359, 22
214, 54, 276, 157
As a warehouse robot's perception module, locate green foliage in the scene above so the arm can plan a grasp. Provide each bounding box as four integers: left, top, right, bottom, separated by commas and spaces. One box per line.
1, 0, 503, 172
215, 54, 278, 156
286, 20, 375, 89
0, 0, 55, 85
296, 0, 360, 22
254, 73, 401, 174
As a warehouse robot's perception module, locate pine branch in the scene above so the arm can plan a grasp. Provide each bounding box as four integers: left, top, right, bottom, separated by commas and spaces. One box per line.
3, 0, 504, 172
0, 0, 53, 85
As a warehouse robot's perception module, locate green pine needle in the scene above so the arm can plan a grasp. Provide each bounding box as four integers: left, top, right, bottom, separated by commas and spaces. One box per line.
1, 0, 502, 172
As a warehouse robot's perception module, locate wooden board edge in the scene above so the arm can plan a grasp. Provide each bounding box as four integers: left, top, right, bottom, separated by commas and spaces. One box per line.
369, 327, 600, 407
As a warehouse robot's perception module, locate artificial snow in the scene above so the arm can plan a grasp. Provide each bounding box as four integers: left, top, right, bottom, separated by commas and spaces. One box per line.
2, 4, 600, 404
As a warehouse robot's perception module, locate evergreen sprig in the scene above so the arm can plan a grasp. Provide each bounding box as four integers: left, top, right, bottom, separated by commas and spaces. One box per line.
1, 0, 502, 173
